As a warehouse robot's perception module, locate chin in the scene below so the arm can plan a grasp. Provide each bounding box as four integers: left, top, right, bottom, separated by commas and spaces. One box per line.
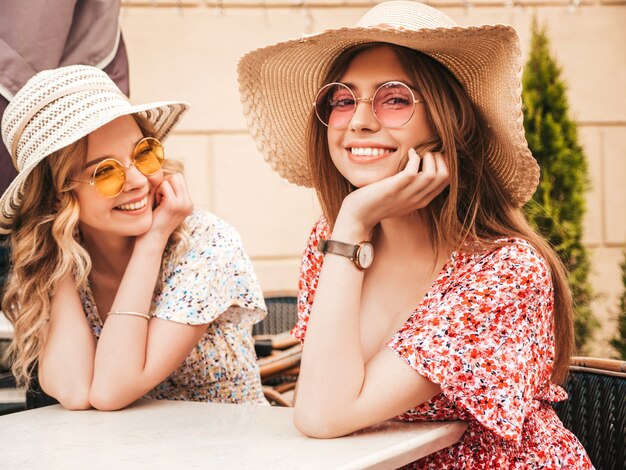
129, 217, 154, 237
345, 169, 398, 188
110, 212, 154, 237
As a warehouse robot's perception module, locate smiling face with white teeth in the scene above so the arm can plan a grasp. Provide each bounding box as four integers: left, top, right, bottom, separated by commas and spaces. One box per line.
327, 45, 434, 188
73, 115, 162, 242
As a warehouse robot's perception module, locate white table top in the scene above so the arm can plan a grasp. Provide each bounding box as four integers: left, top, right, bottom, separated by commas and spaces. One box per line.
0, 400, 466, 469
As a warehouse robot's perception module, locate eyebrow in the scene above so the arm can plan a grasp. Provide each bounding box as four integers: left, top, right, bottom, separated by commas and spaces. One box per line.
81, 137, 145, 171
83, 155, 115, 171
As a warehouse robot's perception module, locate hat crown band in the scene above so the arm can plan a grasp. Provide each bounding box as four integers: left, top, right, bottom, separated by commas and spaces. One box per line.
11, 83, 127, 168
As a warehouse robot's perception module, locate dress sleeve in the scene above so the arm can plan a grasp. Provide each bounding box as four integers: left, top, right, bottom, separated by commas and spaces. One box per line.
153, 212, 266, 326
387, 241, 555, 443
291, 216, 330, 342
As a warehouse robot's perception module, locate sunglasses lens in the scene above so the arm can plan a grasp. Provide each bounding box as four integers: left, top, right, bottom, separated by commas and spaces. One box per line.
94, 159, 125, 197
373, 82, 416, 128
315, 83, 355, 128
134, 138, 164, 176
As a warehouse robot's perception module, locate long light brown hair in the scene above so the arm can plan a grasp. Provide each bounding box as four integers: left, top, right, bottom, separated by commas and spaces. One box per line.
2, 118, 188, 387
307, 43, 574, 384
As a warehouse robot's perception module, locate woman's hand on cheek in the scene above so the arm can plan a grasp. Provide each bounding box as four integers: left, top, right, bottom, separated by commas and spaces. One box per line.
337, 149, 449, 234
138, 173, 193, 247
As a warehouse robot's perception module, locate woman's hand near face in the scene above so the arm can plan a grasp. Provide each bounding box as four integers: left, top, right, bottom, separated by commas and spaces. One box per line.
336, 149, 449, 237
137, 173, 193, 248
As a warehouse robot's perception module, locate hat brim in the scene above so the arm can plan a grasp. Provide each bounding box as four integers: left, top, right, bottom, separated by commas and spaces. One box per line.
238, 24, 538, 207
0, 100, 188, 234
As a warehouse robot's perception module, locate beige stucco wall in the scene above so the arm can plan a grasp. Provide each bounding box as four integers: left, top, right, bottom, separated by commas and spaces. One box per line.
120, 0, 626, 356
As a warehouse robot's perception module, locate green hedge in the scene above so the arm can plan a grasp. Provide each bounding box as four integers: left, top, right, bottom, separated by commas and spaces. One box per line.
522, 18, 596, 352
610, 252, 626, 359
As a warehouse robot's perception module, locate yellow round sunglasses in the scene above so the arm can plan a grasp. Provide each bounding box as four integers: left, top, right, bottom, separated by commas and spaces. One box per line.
73, 137, 165, 198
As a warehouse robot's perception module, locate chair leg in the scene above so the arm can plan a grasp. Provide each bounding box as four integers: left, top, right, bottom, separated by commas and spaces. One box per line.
263, 386, 293, 407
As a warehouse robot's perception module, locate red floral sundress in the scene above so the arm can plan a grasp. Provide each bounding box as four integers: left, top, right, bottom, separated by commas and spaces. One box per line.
292, 217, 594, 469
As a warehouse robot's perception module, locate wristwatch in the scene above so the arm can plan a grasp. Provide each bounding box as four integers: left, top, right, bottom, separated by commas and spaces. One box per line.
318, 238, 374, 270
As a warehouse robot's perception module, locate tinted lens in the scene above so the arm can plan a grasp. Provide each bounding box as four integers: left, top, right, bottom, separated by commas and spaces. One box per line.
133, 137, 164, 176
314, 83, 356, 128
373, 82, 416, 128
94, 159, 125, 197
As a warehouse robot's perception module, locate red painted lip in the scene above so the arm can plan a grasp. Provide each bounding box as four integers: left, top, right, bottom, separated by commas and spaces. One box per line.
344, 141, 396, 150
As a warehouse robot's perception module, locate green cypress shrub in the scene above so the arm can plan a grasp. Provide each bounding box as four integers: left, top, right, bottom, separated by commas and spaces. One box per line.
610, 252, 626, 359
522, 18, 596, 352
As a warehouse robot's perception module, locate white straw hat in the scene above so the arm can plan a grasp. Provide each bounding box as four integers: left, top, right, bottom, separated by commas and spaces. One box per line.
1, 65, 188, 234
238, 0, 539, 207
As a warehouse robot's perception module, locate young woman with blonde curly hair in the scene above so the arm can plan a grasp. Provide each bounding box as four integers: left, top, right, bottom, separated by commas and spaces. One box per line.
1, 65, 267, 410
239, 1, 593, 467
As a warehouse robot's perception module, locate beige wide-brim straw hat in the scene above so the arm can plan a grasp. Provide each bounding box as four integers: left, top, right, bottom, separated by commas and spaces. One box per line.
0, 64, 188, 234
238, 0, 539, 207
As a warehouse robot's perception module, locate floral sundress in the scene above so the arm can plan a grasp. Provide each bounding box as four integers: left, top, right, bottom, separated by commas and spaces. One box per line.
293, 217, 593, 468
81, 211, 268, 404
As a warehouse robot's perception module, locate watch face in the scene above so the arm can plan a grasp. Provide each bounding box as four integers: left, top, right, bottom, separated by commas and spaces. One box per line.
357, 242, 374, 269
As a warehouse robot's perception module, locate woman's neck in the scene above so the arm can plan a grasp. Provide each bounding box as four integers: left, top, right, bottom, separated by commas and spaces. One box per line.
80, 228, 134, 280
373, 211, 449, 269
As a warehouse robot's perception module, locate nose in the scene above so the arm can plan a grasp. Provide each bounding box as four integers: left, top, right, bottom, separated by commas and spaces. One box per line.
122, 161, 147, 192
348, 98, 380, 132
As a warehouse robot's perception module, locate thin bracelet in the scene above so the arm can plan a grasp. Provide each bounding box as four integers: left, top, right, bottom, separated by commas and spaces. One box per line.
107, 311, 151, 321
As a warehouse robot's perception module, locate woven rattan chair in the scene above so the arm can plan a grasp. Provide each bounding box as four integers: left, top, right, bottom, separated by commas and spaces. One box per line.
253, 294, 299, 337
255, 293, 300, 407
554, 357, 626, 470
25, 370, 58, 409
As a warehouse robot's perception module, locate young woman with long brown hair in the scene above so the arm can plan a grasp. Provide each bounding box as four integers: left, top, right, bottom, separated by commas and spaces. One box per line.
238, 1, 592, 467
1, 65, 267, 410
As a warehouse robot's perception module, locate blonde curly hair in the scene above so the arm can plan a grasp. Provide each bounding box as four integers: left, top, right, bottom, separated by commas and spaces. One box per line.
2, 121, 188, 387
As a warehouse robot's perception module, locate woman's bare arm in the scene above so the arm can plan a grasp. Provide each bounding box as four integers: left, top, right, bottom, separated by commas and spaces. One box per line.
294, 151, 448, 437
38, 275, 96, 410
89, 173, 201, 410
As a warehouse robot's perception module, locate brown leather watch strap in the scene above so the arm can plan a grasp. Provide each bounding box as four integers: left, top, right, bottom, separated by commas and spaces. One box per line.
318, 239, 358, 259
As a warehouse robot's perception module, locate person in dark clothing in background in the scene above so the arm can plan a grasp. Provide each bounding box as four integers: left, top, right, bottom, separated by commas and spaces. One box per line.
0, 0, 129, 194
